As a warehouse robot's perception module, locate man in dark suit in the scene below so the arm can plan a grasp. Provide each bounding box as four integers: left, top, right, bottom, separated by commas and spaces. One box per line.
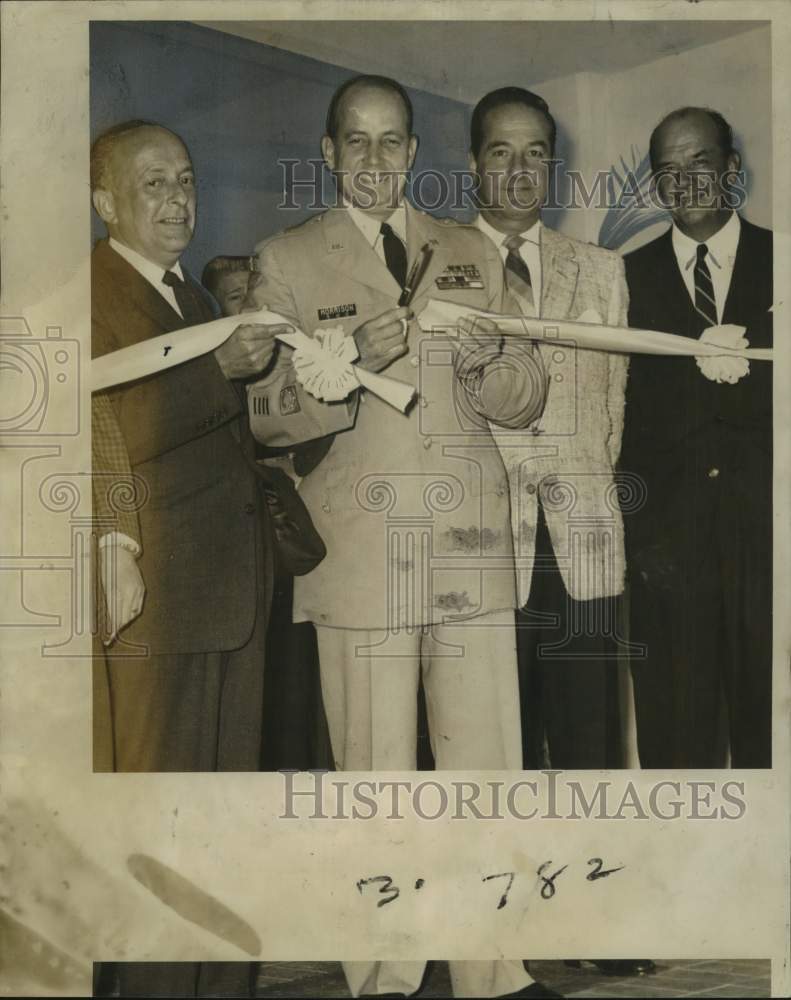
90, 120, 290, 998
621, 107, 772, 768
91, 120, 289, 774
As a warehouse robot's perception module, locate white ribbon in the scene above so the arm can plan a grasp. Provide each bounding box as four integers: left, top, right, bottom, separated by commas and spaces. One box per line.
418, 299, 773, 362
90, 301, 772, 409
90, 308, 416, 412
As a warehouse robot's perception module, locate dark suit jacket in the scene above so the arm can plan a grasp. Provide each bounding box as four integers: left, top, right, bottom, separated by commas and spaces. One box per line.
620, 217, 772, 549
92, 238, 271, 654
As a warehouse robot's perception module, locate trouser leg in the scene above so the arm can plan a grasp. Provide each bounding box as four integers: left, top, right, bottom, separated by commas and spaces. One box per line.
629, 520, 726, 768
314, 626, 420, 770
718, 492, 772, 767
519, 507, 621, 769
424, 613, 532, 995
422, 611, 522, 770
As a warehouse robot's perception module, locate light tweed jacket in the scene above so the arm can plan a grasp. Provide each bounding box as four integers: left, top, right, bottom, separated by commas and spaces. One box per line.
487, 224, 629, 604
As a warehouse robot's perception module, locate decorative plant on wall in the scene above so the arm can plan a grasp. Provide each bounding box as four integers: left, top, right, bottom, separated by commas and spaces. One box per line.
597, 145, 669, 250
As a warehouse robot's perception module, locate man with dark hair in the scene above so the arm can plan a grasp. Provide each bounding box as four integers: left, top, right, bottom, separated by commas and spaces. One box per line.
468, 83, 655, 985
621, 106, 772, 768
90, 119, 290, 996
469, 86, 557, 161
247, 74, 553, 1000
469, 86, 628, 769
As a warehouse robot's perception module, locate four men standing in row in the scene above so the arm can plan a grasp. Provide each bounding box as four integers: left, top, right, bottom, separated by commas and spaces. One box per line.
91, 71, 773, 1000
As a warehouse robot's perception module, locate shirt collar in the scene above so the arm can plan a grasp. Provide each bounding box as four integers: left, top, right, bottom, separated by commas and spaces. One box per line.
344, 201, 408, 248
476, 213, 541, 250
109, 237, 184, 286
671, 211, 741, 272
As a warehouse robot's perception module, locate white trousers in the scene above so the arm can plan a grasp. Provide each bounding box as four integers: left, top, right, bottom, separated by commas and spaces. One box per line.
315, 611, 533, 998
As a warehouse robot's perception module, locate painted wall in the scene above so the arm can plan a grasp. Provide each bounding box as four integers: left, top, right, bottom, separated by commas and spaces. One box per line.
91, 19, 772, 279
524, 25, 772, 250
90, 20, 475, 276
600, 24, 772, 252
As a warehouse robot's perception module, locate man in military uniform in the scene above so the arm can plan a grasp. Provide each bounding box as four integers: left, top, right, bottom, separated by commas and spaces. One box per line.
247, 75, 555, 1000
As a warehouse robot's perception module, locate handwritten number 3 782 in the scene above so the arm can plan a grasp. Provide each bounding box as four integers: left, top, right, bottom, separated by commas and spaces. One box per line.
357, 858, 624, 909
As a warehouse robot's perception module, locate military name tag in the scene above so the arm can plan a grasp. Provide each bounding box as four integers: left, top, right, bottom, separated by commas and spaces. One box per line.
279, 384, 301, 415
435, 264, 484, 291
318, 303, 357, 321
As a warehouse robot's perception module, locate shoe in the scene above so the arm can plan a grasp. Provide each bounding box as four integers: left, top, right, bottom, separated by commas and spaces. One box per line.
502, 983, 565, 998
565, 959, 657, 976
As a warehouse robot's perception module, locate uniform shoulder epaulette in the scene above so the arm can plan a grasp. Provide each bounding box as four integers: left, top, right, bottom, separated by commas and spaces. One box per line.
282, 212, 326, 236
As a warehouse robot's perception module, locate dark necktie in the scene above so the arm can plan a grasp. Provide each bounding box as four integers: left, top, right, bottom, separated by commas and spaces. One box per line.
380, 222, 407, 290
162, 269, 204, 325
503, 233, 534, 311
693, 243, 718, 329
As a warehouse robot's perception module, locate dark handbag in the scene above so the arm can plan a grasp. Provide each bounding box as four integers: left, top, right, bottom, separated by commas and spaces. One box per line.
255, 463, 326, 576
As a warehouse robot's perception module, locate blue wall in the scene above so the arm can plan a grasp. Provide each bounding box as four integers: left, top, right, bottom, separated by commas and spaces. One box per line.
90, 21, 480, 278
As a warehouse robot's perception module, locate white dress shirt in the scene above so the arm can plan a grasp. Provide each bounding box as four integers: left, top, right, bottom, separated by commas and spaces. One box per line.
671, 211, 740, 324
345, 202, 407, 266
476, 215, 542, 316
109, 237, 185, 318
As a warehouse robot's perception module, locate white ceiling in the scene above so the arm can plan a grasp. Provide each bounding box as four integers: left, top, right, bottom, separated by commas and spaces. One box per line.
196, 19, 762, 104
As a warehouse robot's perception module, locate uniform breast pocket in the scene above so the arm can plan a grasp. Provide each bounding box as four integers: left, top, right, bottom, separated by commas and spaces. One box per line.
433, 263, 486, 294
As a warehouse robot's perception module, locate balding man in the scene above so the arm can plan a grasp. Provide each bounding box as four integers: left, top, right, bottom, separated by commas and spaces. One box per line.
90, 118, 292, 996
621, 107, 773, 768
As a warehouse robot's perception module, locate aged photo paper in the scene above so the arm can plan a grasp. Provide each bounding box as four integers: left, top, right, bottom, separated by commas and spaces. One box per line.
1, 1, 789, 997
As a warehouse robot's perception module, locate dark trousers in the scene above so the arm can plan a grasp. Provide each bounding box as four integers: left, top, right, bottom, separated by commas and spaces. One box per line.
628, 481, 772, 768
93, 593, 270, 995
94, 962, 258, 998
95, 596, 269, 772
261, 571, 333, 771
516, 506, 622, 770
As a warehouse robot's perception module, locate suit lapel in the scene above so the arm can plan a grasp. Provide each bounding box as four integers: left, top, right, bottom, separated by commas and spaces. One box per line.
539, 227, 579, 319
320, 208, 401, 299
98, 240, 188, 335
722, 216, 753, 325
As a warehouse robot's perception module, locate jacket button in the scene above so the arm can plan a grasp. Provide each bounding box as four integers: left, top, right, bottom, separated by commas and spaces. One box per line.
423, 436, 433, 449
526, 484, 536, 494
708, 467, 720, 478
410, 356, 420, 368
419, 397, 429, 408
552, 350, 565, 363
244, 502, 255, 514
554, 373, 563, 382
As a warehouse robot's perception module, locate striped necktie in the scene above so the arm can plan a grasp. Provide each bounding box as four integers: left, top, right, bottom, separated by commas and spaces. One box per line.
693, 243, 718, 328
503, 234, 534, 311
